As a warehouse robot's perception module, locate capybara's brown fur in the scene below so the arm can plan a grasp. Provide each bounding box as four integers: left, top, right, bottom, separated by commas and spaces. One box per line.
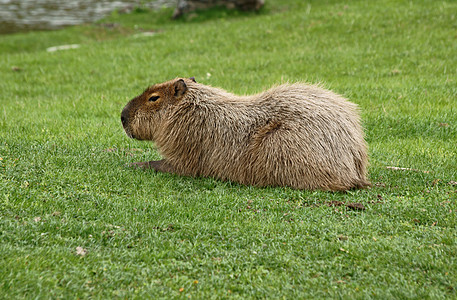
121, 78, 370, 191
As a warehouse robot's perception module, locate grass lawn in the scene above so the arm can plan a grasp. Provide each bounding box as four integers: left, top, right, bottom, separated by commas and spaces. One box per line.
1, 0, 456, 298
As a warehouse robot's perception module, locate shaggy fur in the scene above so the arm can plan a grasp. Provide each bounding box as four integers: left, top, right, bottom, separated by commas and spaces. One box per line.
121, 78, 370, 191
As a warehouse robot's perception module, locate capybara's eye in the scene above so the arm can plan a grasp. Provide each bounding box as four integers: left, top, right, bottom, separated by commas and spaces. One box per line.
148, 95, 160, 102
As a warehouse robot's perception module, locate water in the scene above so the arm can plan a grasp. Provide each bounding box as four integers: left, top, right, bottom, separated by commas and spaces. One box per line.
0, 0, 177, 34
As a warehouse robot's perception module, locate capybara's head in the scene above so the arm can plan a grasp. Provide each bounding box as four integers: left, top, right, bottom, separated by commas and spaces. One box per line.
121, 77, 196, 140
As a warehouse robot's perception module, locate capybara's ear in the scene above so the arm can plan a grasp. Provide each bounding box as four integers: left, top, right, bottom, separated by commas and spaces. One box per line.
174, 79, 187, 98
189, 77, 196, 83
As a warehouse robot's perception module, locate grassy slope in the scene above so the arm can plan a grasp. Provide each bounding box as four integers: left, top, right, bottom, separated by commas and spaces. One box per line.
1, 0, 456, 298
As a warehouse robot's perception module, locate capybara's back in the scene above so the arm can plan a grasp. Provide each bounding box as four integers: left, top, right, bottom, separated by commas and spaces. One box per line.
121, 78, 370, 191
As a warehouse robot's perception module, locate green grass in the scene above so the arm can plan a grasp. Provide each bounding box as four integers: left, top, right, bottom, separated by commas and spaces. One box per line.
1, 0, 456, 298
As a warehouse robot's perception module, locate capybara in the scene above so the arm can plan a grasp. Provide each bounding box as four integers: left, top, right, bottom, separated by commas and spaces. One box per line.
121, 78, 370, 191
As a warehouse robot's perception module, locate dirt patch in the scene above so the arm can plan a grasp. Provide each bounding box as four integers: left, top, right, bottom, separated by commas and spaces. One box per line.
303, 198, 382, 211
152, 224, 175, 232
346, 202, 365, 211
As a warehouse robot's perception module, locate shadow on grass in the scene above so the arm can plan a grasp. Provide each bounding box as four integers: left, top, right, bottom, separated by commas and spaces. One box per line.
172, 5, 267, 23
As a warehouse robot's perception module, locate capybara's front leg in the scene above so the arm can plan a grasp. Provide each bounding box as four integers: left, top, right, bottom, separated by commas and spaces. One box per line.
129, 159, 174, 173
